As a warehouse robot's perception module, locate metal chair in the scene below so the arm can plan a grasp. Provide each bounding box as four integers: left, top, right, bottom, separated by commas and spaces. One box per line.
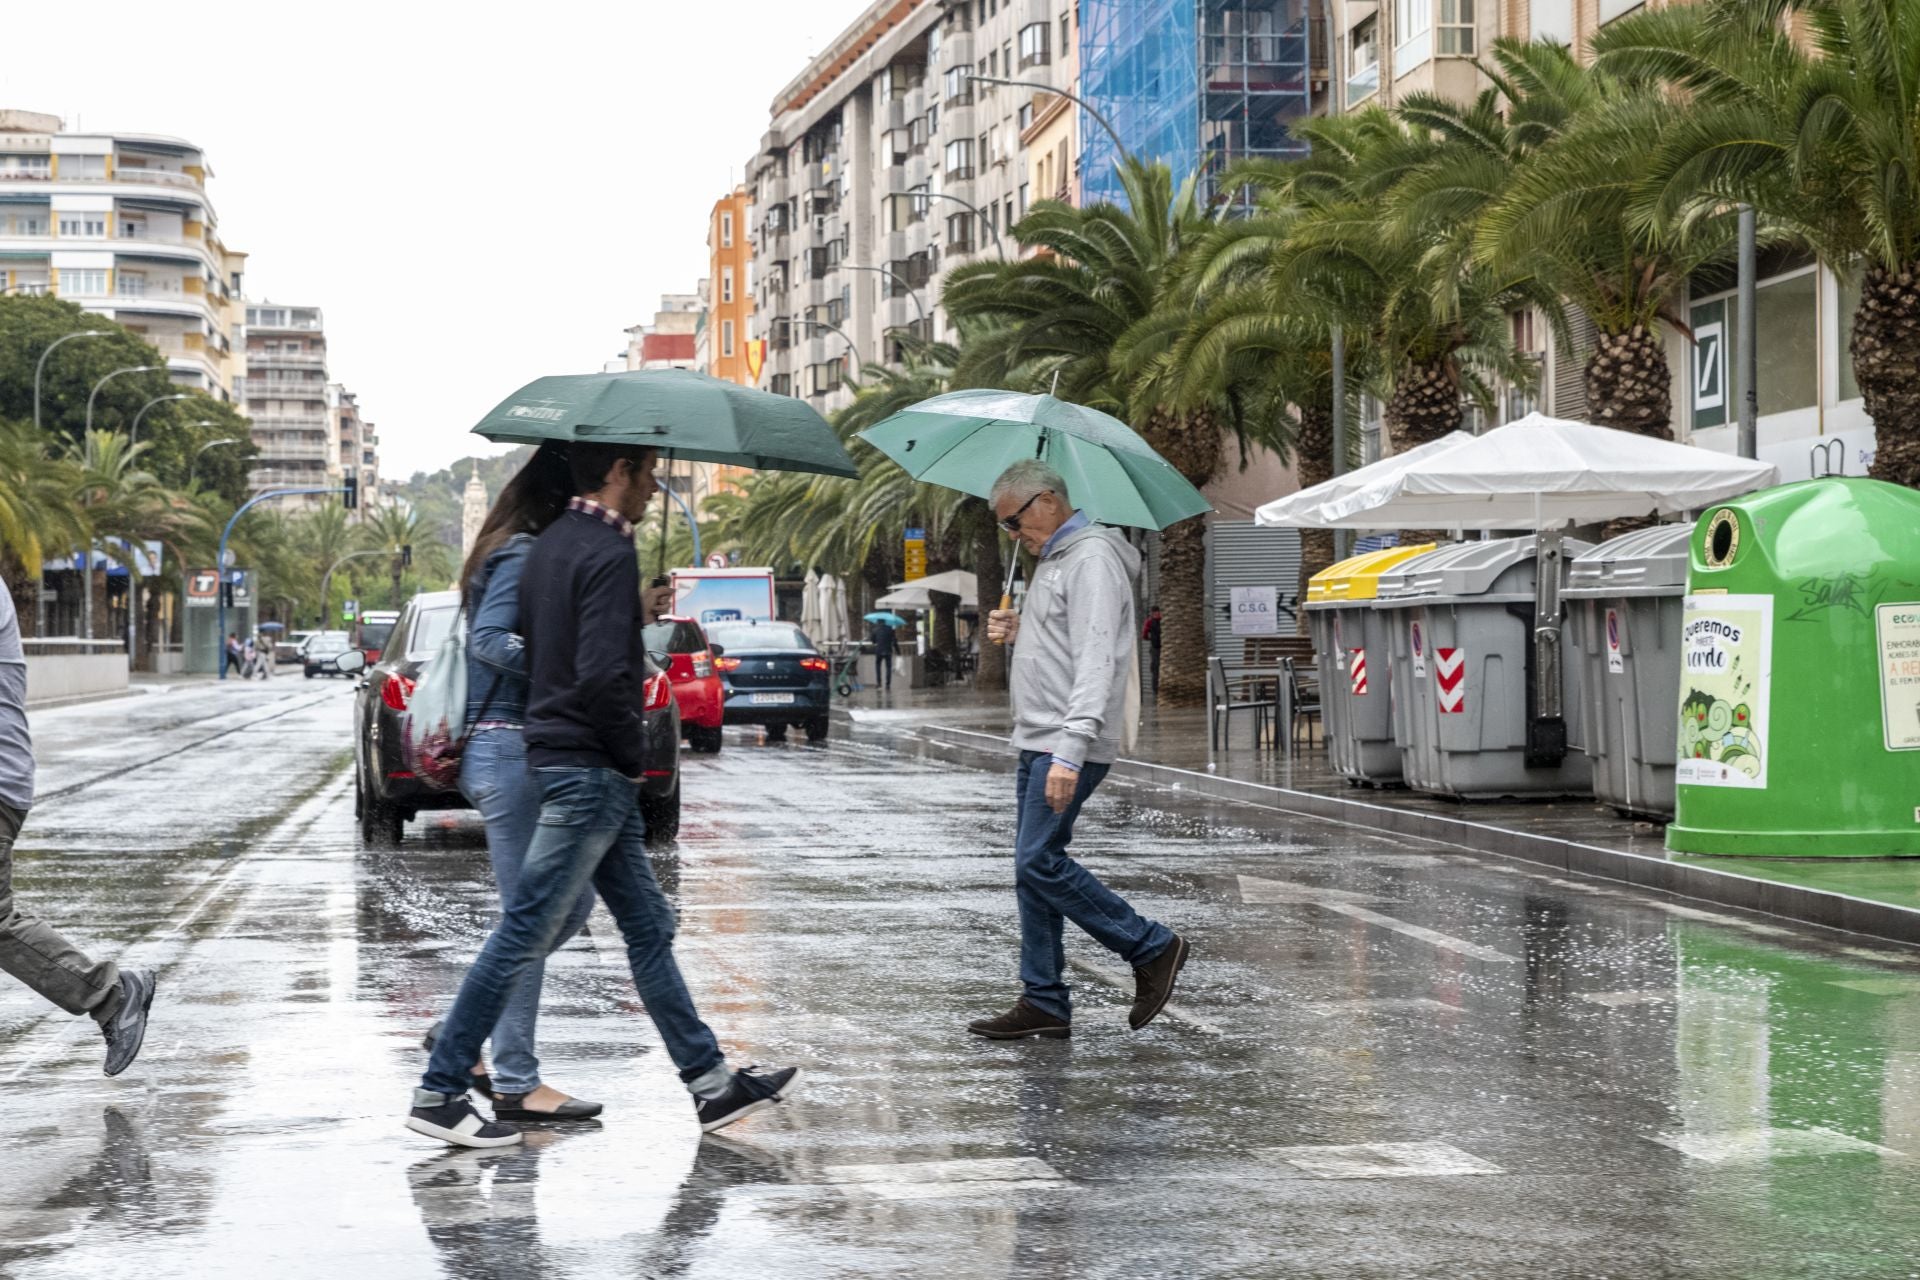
1208, 655, 1270, 750
1281, 656, 1323, 753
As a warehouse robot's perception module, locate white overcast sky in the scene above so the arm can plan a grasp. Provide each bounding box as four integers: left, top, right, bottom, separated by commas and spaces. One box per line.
2, 0, 839, 479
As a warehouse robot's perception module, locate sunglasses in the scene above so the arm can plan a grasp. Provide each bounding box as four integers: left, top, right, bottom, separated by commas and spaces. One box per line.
998, 490, 1049, 534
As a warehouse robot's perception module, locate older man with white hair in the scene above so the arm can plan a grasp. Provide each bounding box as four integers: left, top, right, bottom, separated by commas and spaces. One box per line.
970, 459, 1189, 1040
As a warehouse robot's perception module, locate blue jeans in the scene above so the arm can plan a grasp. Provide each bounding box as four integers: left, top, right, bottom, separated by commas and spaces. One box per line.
422, 766, 727, 1101
1014, 750, 1173, 1021
458, 729, 595, 1095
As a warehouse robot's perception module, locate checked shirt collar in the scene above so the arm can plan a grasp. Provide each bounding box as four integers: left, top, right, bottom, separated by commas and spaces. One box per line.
567, 495, 635, 542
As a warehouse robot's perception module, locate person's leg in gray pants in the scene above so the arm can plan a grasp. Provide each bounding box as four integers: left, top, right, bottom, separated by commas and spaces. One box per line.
0, 801, 122, 1022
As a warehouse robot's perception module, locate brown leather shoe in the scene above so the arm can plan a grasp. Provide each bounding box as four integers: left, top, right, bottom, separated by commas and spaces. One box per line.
1129, 934, 1190, 1030
967, 998, 1070, 1040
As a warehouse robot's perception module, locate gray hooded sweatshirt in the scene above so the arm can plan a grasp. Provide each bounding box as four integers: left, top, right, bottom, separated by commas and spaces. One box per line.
1010, 522, 1140, 768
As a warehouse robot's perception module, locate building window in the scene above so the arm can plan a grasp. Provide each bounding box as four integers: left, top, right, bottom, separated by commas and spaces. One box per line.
721, 211, 734, 246
1019, 182, 1029, 216
1003, 41, 1013, 75
944, 138, 974, 179
116, 271, 146, 297
1348, 15, 1380, 102
944, 67, 972, 104
1438, 0, 1475, 54
946, 211, 975, 252
58, 268, 107, 296
722, 318, 735, 357
1395, 0, 1433, 69
722, 267, 735, 303
1689, 268, 1820, 429
58, 212, 106, 238
1018, 101, 1034, 130
1061, 11, 1071, 52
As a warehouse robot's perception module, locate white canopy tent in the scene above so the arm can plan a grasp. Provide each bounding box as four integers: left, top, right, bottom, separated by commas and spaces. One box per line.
799, 569, 823, 638
817, 573, 849, 645
1255, 431, 1474, 529
878, 568, 980, 614
1262, 414, 1779, 532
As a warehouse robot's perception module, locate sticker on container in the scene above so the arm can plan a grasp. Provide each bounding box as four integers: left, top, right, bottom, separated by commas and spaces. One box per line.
1875, 602, 1920, 751
1411, 620, 1427, 679
1675, 593, 1772, 789
1435, 647, 1465, 714
1605, 608, 1624, 675
1350, 649, 1368, 696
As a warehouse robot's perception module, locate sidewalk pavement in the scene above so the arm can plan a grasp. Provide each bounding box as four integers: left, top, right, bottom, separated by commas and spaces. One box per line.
842, 677, 1920, 950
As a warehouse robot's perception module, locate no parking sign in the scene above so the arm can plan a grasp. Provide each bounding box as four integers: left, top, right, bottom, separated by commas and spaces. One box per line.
1606, 608, 1624, 674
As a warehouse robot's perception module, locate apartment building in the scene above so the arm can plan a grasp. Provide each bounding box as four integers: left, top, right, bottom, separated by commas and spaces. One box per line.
242, 303, 338, 496
1328, 0, 1870, 480
707, 185, 755, 385
744, 0, 1080, 411
625, 290, 705, 370
332, 386, 382, 509
0, 108, 249, 400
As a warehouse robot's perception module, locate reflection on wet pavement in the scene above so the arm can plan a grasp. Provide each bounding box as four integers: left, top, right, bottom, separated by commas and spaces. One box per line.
2, 682, 1920, 1277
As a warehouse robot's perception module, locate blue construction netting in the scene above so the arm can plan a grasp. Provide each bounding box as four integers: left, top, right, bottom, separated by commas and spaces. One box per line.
1082, 0, 1314, 208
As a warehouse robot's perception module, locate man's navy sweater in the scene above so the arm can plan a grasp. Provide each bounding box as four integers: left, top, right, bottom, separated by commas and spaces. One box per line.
521, 508, 647, 778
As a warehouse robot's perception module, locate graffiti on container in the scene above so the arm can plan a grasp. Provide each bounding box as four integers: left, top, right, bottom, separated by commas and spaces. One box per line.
1787, 571, 1883, 622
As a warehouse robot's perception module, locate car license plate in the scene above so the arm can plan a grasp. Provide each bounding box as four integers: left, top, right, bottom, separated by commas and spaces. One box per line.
749, 692, 795, 705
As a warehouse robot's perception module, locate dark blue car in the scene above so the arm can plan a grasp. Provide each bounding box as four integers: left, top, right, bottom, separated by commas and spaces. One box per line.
707, 621, 831, 742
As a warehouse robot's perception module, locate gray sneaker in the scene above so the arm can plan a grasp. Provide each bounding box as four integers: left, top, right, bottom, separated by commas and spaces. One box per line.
102, 970, 157, 1077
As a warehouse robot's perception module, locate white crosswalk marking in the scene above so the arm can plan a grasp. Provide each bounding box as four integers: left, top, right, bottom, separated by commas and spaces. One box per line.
1256, 1141, 1503, 1179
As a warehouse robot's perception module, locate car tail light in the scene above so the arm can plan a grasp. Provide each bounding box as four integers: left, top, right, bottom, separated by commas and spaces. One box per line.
644, 672, 673, 712
714, 656, 741, 673
692, 652, 713, 678
381, 673, 415, 711
800, 656, 829, 672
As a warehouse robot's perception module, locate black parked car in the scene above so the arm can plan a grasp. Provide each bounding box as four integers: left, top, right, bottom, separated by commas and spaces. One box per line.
706, 620, 831, 742
351, 590, 685, 845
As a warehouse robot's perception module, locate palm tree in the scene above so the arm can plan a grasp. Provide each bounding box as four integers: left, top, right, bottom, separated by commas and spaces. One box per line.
358, 502, 451, 607
0, 419, 87, 627
1594, 0, 1920, 484
1475, 41, 1740, 439
944, 158, 1279, 708
70, 430, 213, 660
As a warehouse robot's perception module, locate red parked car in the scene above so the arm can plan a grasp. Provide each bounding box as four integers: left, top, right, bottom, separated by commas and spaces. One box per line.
644, 616, 725, 754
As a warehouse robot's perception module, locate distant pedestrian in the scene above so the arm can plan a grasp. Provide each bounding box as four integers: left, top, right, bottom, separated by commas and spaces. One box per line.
870, 618, 897, 691
975, 460, 1187, 1041
408, 441, 799, 1149
1143, 605, 1163, 694
0, 587, 156, 1075
224, 633, 242, 677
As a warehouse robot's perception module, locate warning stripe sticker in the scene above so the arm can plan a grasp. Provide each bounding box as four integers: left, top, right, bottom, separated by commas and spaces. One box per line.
1436, 647, 1466, 714
1350, 649, 1368, 696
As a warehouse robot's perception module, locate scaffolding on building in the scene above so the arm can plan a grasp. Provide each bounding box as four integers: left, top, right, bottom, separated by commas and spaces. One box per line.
1082, 0, 1313, 206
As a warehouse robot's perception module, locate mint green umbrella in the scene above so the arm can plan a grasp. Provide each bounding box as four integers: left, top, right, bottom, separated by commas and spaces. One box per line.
471, 369, 857, 478
857, 389, 1211, 530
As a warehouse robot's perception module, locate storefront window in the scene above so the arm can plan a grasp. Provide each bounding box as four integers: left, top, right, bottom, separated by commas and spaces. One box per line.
1838, 270, 1862, 401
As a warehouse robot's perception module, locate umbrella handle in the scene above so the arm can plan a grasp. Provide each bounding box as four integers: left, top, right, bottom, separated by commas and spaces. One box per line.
994, 545, 1020, 643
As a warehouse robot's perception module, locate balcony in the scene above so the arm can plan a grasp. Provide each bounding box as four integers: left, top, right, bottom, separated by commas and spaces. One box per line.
246, 384, 328, 404
254, 437, 332, 462
109, 167, 204, 191
247, 414, 330, 432
247, 349, 328, 367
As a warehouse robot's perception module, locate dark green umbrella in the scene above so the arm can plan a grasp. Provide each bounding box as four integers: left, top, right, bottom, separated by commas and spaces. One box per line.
471, 369, 858, 478
856, 389, 1210, 530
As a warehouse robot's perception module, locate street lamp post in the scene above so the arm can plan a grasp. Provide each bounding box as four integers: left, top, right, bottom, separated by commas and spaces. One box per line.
965, 73, 1129, 162
129, 392, 192, 445
889, 190, 1008, 261
188, 436, 238, 490
319, 548, 392, 628
77, 365, 159, 642
798, 318, 864, 377
217, 486, 348, 680
843, 263, 928, 324
33, 329, 108, 432
85, 364, 159, 435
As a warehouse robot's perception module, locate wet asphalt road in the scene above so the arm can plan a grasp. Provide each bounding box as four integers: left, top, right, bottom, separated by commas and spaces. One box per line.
4, 680, 1920, 1279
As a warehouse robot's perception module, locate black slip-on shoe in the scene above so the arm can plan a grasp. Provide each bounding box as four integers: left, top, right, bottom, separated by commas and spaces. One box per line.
101, 970, 156, 1077
422, 1020, 495, 1100
1129, 934, 1190, 1031
696, 1065, 800, 1134
406, 1094, 523, 1149
967, 998, 1071, 1040
492, 1093, 605, 1122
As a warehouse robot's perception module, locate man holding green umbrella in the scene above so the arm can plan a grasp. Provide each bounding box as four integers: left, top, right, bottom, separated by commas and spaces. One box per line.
970, 459, 1190, 1040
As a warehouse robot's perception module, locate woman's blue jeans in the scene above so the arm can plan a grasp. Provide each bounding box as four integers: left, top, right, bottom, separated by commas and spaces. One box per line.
458, 728, 594, 1095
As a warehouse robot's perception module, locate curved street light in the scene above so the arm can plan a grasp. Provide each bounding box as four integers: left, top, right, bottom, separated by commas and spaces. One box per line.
130, 392, 192, 445
888, 189, 1007, 261
797, 318, 863, 377
86, 364, 160, 434
966, 73, 1129, 161
33, 329, 109, 431
187, 432, 234, 489
843, 262, 928, 323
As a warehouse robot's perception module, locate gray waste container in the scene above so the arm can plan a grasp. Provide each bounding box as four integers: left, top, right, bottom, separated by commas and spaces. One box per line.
1374, 535, 1594, 800
1564, 525, 1690, 820
1305, 543, 1442, 785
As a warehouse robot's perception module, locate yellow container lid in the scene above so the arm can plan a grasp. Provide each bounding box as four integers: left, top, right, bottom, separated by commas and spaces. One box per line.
1306, 543, 1440, 604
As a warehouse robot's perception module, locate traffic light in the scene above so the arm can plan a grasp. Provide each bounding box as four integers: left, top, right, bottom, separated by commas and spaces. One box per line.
343, 473, 358, 510
401, 543, 413, 569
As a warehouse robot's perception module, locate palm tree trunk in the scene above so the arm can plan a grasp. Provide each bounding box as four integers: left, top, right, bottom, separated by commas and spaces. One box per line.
1156, 516, 1208, 708
1584, 324, 1673, 440
1854, 261, 1920, 488
1293, 404, 1336, 633
930, 527, 960, 654
1386, 357, 1463, 545
972, 514, 1007, 692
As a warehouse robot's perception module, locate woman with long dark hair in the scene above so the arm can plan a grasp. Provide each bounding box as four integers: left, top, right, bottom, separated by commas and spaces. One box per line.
424, 442, 601, 1121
